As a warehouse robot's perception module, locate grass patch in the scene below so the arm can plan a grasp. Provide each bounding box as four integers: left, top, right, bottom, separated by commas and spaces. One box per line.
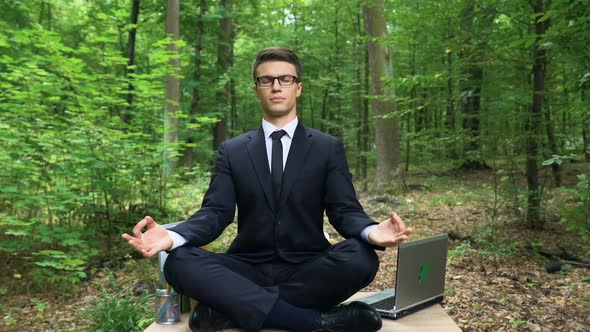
84, 291, 153, 332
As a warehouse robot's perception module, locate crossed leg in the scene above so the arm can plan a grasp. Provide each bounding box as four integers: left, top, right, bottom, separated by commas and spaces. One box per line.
164, 238, 379, 331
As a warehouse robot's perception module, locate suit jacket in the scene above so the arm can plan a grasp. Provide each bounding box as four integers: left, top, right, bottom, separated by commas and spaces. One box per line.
171, 122, 378, 263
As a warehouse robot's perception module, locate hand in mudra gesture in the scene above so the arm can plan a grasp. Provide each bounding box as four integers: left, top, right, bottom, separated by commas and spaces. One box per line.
368, 212, 413, 247
121, 216, 173, 258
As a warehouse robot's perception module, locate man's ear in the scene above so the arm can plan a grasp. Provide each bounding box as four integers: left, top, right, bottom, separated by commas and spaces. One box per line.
296, 82, 302, 97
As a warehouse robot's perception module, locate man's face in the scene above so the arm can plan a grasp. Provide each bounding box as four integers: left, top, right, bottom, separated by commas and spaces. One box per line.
253, 61, 302, 120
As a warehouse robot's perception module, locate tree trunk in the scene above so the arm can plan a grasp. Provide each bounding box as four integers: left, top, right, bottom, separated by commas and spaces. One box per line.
122, 0, 140, 124
405, 111, 411, 173
352, 1, 370, 191
38, 1, 44, 24
363, 0, 404, 192
183, 0, 206, 169
582, 88, 590, 161
320, 85, 330, 133
445, 46, 457, 159
230, 77, 237, 135
39, 1, 52, 30
543, 101, 561, 186
42, 1, 52, 30
47, 2, 51, 30
560, 74, 568, 151
526, 0, 550, 229
459, 3, 487, 169
461, 64, 483, 155
362, 36, 370, 192
584, 123, 589, 162
213, 0, 233, 151
333, 6, 343, 139
355, 5, 363, 181
164, 0, 180, 176
407, 39, 417, 171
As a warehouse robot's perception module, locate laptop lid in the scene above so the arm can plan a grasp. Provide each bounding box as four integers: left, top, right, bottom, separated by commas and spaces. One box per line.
393, 233, 448, 312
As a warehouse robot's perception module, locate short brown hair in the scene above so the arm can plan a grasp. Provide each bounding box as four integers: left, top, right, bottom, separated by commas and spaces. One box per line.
252, 47, 302, 82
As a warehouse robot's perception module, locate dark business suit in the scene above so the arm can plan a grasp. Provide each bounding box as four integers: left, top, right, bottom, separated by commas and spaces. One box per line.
164, 122, 380, 331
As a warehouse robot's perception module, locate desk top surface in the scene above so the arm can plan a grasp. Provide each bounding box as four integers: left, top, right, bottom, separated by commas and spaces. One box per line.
144, 292, 462, 332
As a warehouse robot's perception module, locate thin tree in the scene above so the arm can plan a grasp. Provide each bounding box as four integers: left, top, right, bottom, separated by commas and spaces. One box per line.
458, 2, 486, 169
406, 30, 417, 171
444, 14, 457, 159
122, 0, 140, 124
184, 0, 206, 169
582, 87, 590, 162
213, 0, 233, 151
164, 0, 180, 175
526, 0, 550, 229
354, 1, 368, 190
38, 0, 52, 30
544, 98, 561, 187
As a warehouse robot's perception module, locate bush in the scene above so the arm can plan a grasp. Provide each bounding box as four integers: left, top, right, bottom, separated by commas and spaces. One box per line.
558, 173, 590, 249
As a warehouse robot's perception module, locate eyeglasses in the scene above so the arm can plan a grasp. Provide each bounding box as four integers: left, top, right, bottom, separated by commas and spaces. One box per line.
255, 75, 299, 87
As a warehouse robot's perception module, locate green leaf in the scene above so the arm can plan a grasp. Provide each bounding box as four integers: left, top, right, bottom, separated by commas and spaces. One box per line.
538, 10, 556, 23
60, 238, 84, 247
34, 260, 60, 268
5, 229, 28, 236
35, 250, 66, 257
64, 258, 85, 267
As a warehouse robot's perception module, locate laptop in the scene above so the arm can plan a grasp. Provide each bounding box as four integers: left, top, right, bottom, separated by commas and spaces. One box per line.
355, 233, 449, 319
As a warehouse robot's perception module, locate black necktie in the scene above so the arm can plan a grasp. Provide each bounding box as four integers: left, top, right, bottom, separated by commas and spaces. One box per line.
271, 130, 287, 202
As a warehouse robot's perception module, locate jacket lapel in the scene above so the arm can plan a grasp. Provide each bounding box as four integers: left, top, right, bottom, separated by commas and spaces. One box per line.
245, 128, 276, 211
280, 123, 312, 207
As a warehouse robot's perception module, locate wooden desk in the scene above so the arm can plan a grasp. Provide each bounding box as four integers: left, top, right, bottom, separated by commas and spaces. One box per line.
144, 292, 462, 332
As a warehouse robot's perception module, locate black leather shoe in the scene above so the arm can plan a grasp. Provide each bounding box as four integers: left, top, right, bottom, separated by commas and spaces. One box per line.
314, 301, 382, 332
189, 304, 237, 332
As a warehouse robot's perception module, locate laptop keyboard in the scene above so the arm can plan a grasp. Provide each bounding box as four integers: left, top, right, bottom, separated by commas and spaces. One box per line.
372, 296, 396, 310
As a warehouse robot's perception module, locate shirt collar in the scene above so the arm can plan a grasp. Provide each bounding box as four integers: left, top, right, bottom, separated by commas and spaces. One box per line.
262, 117, 298, 139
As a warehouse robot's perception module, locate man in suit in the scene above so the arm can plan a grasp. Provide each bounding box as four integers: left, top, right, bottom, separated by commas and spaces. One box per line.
123, 47, 412, 332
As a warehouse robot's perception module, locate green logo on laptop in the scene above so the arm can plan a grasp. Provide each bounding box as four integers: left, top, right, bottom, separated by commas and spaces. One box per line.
419, 263, 431, 281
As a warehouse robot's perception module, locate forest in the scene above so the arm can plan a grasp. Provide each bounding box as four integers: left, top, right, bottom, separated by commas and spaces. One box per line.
1, 0, 589, 331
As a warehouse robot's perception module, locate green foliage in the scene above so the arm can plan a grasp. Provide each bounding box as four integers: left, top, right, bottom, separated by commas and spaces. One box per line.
2, 306, 21, 330
475, 236, 519, 258
426, 191, 463, 207
448, 241, 472, 260
509, 319, 527, 328
497, 167, 526, 222
542, 154, 576, 167
0, 5, 192, 290
31, 249, 89, 287
558, 173, 590, 248
84, 291, 153, 332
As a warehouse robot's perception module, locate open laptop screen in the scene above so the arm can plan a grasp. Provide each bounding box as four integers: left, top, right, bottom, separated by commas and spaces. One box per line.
394, 233, 448, 311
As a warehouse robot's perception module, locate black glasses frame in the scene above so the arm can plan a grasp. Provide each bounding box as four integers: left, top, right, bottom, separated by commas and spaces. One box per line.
255, 75, 299, 87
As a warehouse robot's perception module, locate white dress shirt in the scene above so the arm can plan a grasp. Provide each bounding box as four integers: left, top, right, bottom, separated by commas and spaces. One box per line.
262, 117, 298, 173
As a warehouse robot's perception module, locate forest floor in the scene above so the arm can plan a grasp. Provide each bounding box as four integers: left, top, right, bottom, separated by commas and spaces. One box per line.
355, 169, 590, 332
2, 168, 590, 331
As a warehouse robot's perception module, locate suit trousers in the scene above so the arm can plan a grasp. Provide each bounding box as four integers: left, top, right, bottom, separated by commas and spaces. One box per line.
164, 238, 380, 332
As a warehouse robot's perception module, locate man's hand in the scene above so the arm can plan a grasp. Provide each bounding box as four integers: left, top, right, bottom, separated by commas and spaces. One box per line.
122, 216, 173, 258
368, 212, 413, 247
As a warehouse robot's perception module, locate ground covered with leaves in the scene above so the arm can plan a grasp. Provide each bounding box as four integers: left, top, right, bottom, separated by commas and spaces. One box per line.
354, 170, 590, 332
2, 170, 589, 331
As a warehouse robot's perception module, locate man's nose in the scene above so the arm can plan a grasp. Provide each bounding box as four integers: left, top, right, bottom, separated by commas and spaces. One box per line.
271, 78, 282, 90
